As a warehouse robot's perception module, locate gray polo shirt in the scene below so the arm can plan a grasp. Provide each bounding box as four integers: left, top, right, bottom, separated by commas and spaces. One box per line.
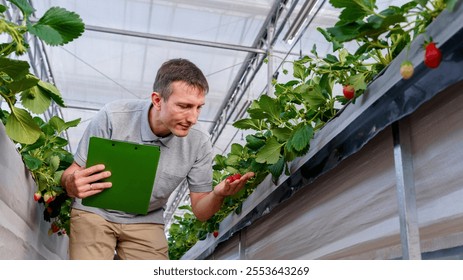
72, 99, 213, 224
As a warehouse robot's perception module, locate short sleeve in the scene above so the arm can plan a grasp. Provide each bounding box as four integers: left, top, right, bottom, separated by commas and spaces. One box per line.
74, 106, 112, 167
187, 137, 213, 193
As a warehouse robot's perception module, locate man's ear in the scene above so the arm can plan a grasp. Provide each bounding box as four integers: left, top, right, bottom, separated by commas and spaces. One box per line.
151, 92, 162, 110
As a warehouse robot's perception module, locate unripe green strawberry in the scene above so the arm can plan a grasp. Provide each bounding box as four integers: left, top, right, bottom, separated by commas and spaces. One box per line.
400, 60, 414, 79
424, 41, 442, 69
342, 84, 355, 100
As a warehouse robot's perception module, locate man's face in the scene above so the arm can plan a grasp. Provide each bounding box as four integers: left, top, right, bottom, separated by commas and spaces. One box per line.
151, 81, 205, 137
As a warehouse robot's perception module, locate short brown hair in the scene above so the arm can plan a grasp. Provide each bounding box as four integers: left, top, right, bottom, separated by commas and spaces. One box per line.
152, 58, 209, 100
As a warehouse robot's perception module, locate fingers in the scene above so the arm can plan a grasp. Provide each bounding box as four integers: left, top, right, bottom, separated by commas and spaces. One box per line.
221, 171, 255, 196
78, 182, 109, 198
231, 172, 254, 185
74, 165, 111, 185
75, 164, 106, 180
69, 164, 112, 198
241, 171, 255, 181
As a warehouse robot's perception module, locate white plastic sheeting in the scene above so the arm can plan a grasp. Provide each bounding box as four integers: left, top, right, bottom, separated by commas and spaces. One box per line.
0, 123, 69, 259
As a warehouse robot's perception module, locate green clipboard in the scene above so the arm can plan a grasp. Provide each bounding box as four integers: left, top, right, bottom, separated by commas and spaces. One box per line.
82, 136, 160, 215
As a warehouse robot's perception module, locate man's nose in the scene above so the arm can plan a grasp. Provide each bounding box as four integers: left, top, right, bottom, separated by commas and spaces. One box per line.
186, 108, 199, 124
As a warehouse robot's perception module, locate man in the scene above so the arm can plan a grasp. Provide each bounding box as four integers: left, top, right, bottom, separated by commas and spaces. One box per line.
61, 58, 254, 260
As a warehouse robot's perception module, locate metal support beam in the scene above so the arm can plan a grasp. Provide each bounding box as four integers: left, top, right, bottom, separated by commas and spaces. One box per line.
239, 229, 247, 260
85, 24, 267, 54
392, 119, 422, 260
209, 0, 294, 145
267, 24, 274, 96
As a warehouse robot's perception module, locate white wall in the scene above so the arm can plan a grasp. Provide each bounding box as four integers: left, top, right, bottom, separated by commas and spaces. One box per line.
0, 122, 69, 259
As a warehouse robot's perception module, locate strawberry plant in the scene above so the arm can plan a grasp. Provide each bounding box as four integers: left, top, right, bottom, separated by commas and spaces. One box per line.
167, 0, 459, 259
0, 0, 84, 235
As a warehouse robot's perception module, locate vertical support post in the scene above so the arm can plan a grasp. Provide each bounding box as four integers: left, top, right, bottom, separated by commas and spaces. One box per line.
267, 24, 274, 96
238, 229, 247, 260
392, 119, 422, 259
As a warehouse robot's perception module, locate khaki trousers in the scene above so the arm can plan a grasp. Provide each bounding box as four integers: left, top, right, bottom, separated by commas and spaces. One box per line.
69, 208, 168, 260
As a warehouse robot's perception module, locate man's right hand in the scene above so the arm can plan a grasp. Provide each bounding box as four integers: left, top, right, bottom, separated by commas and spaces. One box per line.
61, 161, 112, 198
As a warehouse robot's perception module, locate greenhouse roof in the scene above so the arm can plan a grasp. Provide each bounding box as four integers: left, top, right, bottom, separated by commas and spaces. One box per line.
28, 0, 405, 155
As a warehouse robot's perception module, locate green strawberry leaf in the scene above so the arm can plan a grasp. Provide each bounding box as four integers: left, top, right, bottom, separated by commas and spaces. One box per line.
233, 118, 261, 130
329, 0, 376, 22
5, 73, 39, 94
27, 7, 85, 46
213, 155, 227, 170
64, 117, 81, 130
38, 80, 65, 107
271, 127, 292, 142
304, 84, 326, 109
53, 170, 64, 185
20, 85, 52, 114
293, 62, 309, 81
255, 136, 283, 164
325, 22, 361, 43
257, 95, 281, 121
348, 73, 367, 90
19, 133, 46, 153
287, 123, 314, 152
225, 154, 240, 166
22, 153, 42, 170
413, 0, 428, 7
230, 143, 243, 155
7, 0, 35, 18
49, 155, 60, 172
48, 116, 66, 133
178, 205, 192, 211
245, 134, 266, 151
0, 57, 29, 82
268, 156, 285, 180
5, 107, 41, 144
317, 27, 344, 51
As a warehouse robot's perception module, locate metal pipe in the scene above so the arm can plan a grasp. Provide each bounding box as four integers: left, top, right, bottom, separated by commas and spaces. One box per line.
84, 24, 267, 54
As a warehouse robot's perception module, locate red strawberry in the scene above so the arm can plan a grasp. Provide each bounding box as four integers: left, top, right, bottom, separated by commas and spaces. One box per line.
400, 60, 414, 79
43, 192, 55, 204
51, 223, 60, 233
33, 191, 42, 202
226, 173, 242, 183
342, 85, 355, 100
213, 231, 219, 238
424, 41, 442, 69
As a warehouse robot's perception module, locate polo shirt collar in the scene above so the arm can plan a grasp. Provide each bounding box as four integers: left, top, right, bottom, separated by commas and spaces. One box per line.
140, 101, 174, 148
